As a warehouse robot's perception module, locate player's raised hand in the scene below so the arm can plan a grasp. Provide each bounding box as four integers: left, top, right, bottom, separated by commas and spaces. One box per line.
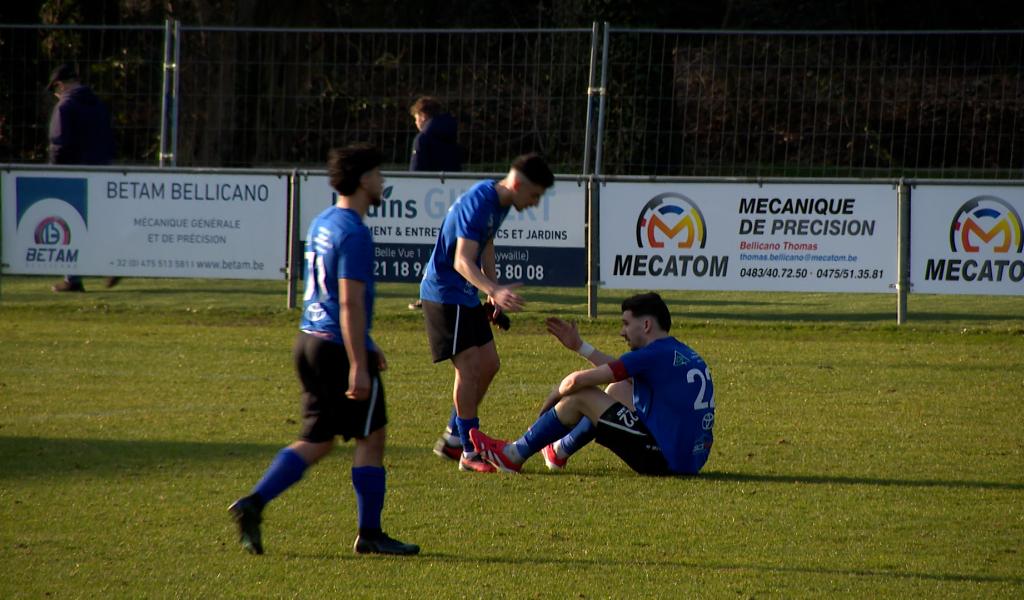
489, 283, 524, 313
546, 317, 583, 351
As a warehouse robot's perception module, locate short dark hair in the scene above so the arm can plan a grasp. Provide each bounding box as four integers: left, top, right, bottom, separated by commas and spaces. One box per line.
410, 96, 443, 118
621, 292, 671, 332
47, 63, 78, 90
327, 143, 384, 196
511, 153, 554, 188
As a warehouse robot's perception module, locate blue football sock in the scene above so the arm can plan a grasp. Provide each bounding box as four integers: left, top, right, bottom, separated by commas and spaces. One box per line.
456, 417, 480, 454
513, 408, 570, 460
251, 447, 307, 504
352, 466, 386, 533
446, 407, 459, 441
558, 417, 596, 457
450, 403, 462, 432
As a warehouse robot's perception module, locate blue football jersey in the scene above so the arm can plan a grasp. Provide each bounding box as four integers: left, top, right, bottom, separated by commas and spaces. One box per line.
617, 337, 715, 474
299, 206, 375, 349
419, 180, 511, 306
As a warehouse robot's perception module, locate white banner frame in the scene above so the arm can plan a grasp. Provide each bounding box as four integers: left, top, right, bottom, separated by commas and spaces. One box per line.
296, 172, 587, 286
598, 180, 898, 293
2, 165, 289, 280
909, 182, 1024, 295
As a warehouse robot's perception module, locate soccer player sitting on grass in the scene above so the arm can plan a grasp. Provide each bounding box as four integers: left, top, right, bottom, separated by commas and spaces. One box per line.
470, 292, 715, 476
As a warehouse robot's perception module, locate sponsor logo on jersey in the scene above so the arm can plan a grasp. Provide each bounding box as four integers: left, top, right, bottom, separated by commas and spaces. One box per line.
306, 302, 326, 322
925, 195, 1024, 283
613, 192, 729, 279
673, 350, 688, 366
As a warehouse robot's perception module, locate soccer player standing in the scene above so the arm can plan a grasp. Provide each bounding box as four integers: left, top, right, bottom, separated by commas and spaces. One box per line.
471, 292, 715, 476
228, 144, 419, 556
420, 153, 555, 473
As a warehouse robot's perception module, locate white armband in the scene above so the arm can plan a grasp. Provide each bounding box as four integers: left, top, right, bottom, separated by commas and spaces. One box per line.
576, 341, 595, 359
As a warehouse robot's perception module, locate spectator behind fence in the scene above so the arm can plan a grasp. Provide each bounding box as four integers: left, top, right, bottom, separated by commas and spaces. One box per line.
46, 63, 120, 293
409, 95, 462, 172
408, 96, 463, 310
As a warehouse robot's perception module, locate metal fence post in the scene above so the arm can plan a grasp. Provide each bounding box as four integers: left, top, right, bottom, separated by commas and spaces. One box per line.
587, 176, 600, 319
158, 19, 172, 167
593, 22, 610, 177
158, 20, 181, 167
896, 178, 910, 324
286, 169, 301, 309
170, 19, 181, 166
586, 22, 610, 319
582, 22, 600, 176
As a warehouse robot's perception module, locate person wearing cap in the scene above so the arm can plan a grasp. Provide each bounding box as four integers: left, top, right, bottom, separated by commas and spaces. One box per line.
46, 63, 118, 292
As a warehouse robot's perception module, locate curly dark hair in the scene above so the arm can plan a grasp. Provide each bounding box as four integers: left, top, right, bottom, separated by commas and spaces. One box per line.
327, 143, 383, 196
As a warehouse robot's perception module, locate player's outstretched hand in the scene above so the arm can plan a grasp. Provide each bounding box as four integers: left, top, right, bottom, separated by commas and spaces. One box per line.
546, 317, 583, 351
490, 283, 524, 313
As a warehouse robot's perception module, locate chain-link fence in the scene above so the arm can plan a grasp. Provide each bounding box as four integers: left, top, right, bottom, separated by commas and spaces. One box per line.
0, 24, 166, 164
599, 29, 1024, 178
174, 26, 596, 171
2, 24, 1022, 179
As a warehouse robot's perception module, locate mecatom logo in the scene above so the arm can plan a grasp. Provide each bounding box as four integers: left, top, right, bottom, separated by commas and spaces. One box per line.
949, 196, 1023, 254
635, 193, 706, 250
613, 191, 727, 279
924, 195, 1024, 284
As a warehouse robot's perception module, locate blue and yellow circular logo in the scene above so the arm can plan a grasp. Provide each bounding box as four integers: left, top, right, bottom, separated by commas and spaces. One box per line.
949, 196, 1023, 254
635, 193, 707, 250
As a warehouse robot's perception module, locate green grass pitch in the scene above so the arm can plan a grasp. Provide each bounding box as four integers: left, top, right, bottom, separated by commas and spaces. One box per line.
1, 276, 1022, 598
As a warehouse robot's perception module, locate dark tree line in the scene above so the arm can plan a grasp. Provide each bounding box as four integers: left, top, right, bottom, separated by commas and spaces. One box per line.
2, 1, 1021, 176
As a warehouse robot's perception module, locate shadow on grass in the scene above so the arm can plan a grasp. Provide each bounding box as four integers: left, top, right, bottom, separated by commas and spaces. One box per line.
116, 285, 285, 297
386, 552, 1022, 586
700, 469, 1024, 492
4, 437, 1019, 495
678, 309, 1024, 324
0, 436, 422, 479
271, 548, 1024, 586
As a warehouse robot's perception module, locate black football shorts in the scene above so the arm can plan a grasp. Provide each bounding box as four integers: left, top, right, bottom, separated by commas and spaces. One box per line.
421, 300, 494, 363
594, 403, 671, 475
293, 331, 387, 443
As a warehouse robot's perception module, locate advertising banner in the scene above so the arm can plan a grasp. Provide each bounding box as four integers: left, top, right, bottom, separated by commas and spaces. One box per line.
2, 169, 288, 279
599, 182, 897, 292
299, 174, 586, 286
910, 185, 1024, 295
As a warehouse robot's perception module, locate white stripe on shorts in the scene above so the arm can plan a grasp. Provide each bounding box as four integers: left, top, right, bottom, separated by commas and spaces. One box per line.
598, 418, 648, 436
363, 377, 379, 438
451, 304, 461, 356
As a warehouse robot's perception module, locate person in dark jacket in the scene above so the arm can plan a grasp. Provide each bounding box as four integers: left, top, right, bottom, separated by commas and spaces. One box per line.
408, 96, 463, 309
46, 63, 119, 292
409, 96, 462, 172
